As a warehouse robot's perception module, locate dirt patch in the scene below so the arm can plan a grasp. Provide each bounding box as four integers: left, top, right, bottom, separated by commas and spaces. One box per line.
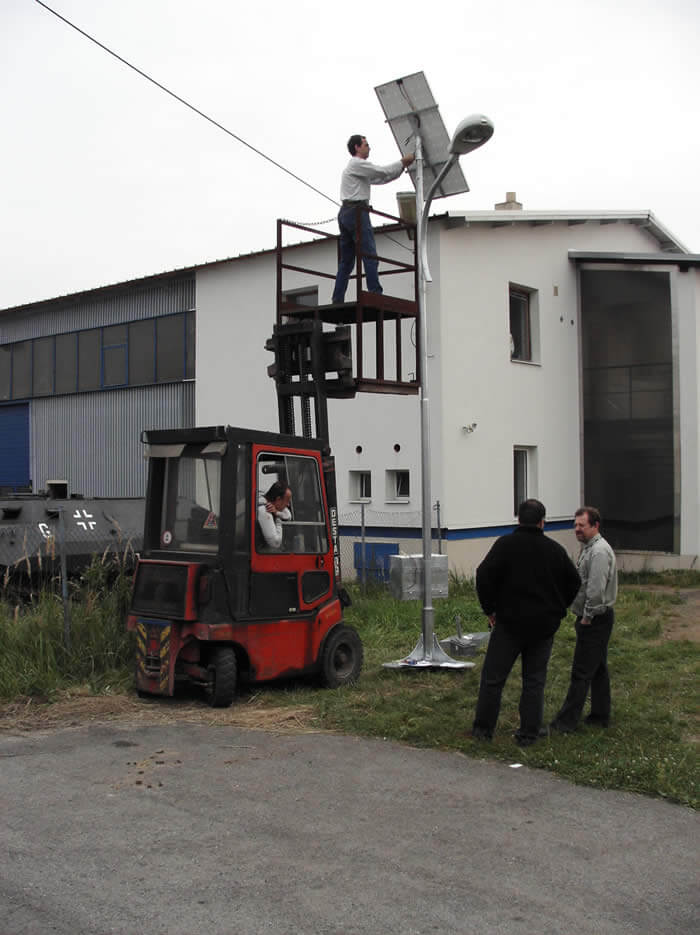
0, 691, 320, 735
633, 586, 700, 642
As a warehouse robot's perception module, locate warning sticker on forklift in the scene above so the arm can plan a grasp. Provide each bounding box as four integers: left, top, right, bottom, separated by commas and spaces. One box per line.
162, 530, 172, 545
203, 512, 218, 529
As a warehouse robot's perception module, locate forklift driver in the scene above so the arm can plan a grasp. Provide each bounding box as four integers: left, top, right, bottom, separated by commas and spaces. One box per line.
256, 481, 292, 550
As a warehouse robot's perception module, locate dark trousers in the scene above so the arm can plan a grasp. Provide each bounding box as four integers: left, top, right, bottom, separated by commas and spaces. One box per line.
553, 607, 614, 729
472, 623, 555, 740
332, 205, 381, 302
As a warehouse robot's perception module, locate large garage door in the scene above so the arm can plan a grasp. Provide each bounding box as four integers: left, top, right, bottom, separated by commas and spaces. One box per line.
0, 403, 30, 491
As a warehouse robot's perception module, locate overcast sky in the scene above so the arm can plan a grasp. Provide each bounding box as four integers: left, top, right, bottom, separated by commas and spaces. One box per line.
2, 0, 699, 310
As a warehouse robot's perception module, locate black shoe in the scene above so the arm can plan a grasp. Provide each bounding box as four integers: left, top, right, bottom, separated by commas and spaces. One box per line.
584, 714, 609, 728
549, 720, 576, 734
514, 727, 548, 747
471, 727, 493, 741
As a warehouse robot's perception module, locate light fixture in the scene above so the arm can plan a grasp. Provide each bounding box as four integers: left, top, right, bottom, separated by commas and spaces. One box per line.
449, 115, 494, 155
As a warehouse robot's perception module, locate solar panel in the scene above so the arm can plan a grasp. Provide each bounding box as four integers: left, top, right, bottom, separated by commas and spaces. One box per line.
374, 72, 469, 199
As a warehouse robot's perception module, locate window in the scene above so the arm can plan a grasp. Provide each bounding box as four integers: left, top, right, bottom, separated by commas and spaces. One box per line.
282, 287, 318, 312
32, 336, 54, 396
159, 446, 222, 554
509, 285, 539, 363
78, 329, 101, 391
513, 446, 537, 515
128, 319, 156, 385
349, 470, 371, 501
0, 345, 12, 401
55, 333, 78, 394
1, 311, 195, 399
157, 314, 186, 383
256, 452, 328, 554
102, 325, 128, 387
386, 469, 409, 501
185, 310, 196, 379
11, 341, 31, 399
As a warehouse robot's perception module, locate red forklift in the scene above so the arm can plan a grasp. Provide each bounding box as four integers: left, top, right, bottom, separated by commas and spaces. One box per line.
127, 322, 364, 705
127, 212, 419, 705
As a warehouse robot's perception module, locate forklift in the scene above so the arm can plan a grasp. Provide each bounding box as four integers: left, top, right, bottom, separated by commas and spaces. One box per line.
126, 321, 365, 705
127, 212, 419, 706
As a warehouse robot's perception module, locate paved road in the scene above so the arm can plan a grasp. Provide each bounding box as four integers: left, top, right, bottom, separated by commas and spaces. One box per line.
1, 722, 697, 935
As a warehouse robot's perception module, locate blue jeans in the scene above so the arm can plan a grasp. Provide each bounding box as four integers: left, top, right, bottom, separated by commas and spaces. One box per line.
332, 205, 382, 302
472, 622, 555, 740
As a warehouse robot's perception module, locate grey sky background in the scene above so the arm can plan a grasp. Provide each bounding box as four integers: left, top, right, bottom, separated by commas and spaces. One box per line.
2, 0, 699, 310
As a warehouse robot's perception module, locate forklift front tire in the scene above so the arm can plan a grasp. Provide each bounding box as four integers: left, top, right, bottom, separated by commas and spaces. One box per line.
205, 647, 237, 707
320, 625, 363, 689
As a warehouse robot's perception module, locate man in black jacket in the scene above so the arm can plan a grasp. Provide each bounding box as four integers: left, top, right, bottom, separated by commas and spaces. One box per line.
471, 499, 581, 746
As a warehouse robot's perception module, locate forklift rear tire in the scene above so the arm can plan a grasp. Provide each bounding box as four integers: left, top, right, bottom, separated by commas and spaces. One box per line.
205, 647, 237, 707
320, 625, 363, 689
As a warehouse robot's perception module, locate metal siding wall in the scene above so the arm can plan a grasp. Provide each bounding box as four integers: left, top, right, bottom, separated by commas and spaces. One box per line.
0, 277, 195, 342
30, 382, 195, 497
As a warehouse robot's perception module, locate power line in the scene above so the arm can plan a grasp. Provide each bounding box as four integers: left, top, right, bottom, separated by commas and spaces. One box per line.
35, 0, 340, 208
35, 1, 414, 254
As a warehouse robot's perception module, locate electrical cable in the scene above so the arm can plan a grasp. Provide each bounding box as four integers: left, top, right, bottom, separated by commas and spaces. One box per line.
35, 0, 340, 208
35, 1, 414, 254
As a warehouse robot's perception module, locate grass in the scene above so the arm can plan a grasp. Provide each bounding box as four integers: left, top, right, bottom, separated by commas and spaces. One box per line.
0, 554, 135, 700
254, 575, 699, 808
0, 567, 697, 808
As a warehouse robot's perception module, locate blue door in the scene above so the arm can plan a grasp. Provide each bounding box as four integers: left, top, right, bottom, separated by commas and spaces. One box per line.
0, 403, 30, 490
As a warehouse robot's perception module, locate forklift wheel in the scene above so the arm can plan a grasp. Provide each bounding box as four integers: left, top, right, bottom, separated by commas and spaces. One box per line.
205, 647, 237, 707
320, 625, 363, 689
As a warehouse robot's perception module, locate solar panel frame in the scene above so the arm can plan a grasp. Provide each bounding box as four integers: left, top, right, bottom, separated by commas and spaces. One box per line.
374, 72, 469, 199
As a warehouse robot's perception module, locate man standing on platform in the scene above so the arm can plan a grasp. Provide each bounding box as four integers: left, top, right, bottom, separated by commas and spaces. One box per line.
471, 499, 581, 747
550, 506, 618, 732
331, 135, 414, 304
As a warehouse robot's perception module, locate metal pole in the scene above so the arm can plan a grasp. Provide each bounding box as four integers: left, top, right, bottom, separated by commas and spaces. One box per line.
383, 137, 472, 671
57, 508, 71, 653
436, 500, 442, 555
415, 134, 436, 660
360, 501, 366, 594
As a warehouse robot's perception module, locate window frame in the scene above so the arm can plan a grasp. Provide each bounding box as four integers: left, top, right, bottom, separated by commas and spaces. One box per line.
385, 469, 410, 503
509, 284, 539, 364
513, 446, 538, 516
349, 469, 372, 502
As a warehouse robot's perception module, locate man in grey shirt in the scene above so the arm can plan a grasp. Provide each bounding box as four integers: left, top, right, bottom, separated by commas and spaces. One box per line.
551, 506, 618, 732
331, 135, 414, 303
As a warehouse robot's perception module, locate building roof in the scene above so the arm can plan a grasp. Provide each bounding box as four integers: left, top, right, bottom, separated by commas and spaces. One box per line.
444, 209, 689, 254
2, 209, 689, 316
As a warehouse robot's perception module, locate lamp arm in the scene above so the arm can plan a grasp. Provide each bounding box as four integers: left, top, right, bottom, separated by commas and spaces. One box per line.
419, 154, 458, 282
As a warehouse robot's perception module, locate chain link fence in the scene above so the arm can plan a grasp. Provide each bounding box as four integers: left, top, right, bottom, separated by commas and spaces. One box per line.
338, 502, 444, 590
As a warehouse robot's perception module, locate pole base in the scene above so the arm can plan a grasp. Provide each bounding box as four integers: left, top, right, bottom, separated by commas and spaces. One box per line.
383, 634, 475, 671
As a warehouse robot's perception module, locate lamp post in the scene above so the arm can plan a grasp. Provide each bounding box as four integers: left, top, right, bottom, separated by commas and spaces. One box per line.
386, 114, 494, 671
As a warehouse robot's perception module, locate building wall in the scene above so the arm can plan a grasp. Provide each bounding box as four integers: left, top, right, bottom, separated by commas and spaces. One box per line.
1, 275, 196, 497
445, 525, 579, 579
674, 268, 700, 556
196, 232, 423, 528
196, 218, 698, 573
31, 382, 194, 497
436, 220, 666, 531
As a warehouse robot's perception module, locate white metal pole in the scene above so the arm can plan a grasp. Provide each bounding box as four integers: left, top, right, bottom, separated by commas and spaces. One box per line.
414, 134, 435, 659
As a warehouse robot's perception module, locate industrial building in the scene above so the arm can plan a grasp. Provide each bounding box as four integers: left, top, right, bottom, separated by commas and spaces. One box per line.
2, 197, 698, 574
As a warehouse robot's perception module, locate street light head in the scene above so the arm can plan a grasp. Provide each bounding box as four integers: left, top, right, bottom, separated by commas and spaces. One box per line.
449, 115, 494, 156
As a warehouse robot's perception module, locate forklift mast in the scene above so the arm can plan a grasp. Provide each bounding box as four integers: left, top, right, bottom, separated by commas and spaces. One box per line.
265, 319, 355, 443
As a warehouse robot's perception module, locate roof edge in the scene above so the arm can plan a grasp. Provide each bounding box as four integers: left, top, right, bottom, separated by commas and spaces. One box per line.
444, 208, 689, 254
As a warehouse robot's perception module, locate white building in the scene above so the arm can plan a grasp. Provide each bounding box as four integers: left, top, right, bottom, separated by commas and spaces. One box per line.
2, 198, 698, 575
